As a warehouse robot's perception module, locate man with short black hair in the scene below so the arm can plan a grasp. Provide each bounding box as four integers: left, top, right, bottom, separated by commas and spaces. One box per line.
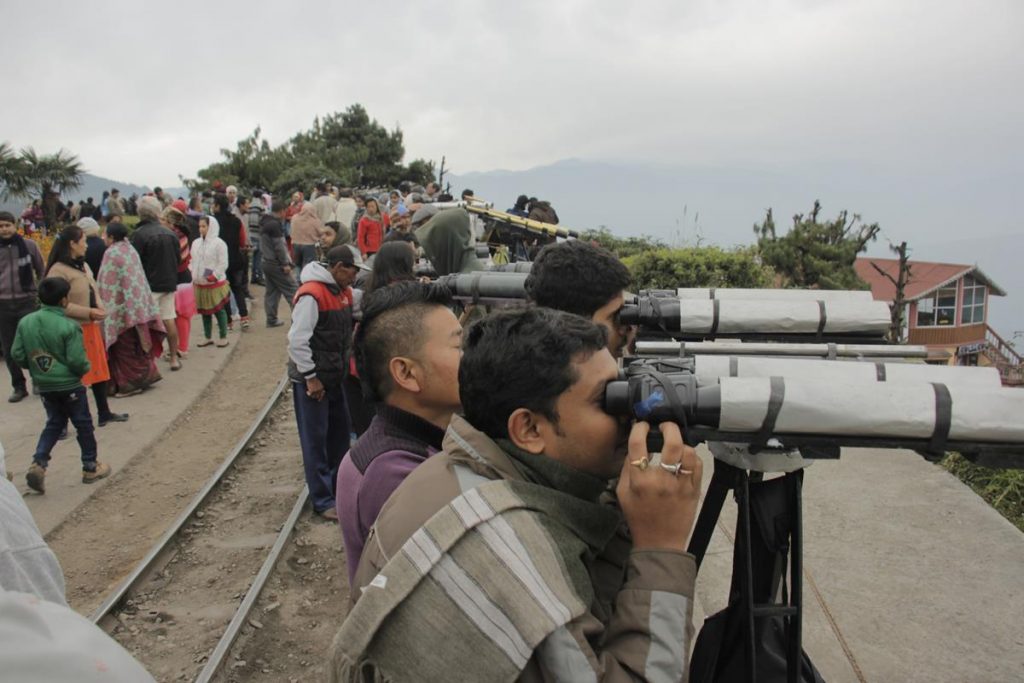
131, 196, 181, 369
424, 181, 440, 202
335, 306, 701, 681
525, 240, 634, 357
213, 193, 250, 328
288, 245, 368, 520
261, 199, 296, 327
336, 281, 461, 581
313, 181, 338, 224
247, 193, 266, 285
153, 186, 169, 208
107, 189, 125, 219
0, 211, 44, 402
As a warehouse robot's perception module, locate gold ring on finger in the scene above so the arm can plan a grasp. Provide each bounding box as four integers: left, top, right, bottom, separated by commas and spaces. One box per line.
630, 457, 650, 471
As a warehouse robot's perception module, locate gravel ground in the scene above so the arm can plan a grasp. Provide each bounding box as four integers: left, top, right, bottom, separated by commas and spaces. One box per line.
214, 512, 350, 682
46, 301, 291, 615
104, 398, 305, 682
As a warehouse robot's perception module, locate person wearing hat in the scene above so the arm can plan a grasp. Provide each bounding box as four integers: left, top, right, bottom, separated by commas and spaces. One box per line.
0, 211, 45, 402
287, 245, 368, 521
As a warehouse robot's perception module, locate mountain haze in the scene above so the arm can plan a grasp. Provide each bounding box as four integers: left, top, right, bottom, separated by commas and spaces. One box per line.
5, 161, 1016, 339
452, 159, 1021, 338
1, 173, 188, 215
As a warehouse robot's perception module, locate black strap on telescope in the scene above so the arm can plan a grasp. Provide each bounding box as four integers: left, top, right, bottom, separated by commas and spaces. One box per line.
469, 272, 484, 305
710, 299, 721, 337
815, 300, 827, 340
826, 343, 838, 360
730, 356, 739, 377
649, 295, 673, 335
928, 383, 953, 455
875, 362, 887, 382
750, 376, 785, 454
708, 287, 716, 300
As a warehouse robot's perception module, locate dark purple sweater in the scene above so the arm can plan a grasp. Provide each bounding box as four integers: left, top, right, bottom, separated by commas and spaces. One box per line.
336, 404, 446, 585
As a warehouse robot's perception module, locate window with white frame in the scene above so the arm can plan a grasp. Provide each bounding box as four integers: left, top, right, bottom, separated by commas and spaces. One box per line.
916, 285, 957, 326
960, 275, 986, 325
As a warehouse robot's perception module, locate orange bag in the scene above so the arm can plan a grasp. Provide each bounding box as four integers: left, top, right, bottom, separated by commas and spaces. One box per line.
80, 321, 111, 386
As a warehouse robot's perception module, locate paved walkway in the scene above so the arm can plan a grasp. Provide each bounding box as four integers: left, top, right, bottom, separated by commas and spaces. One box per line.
1, 320, 241, 536
692, 445, 1024, 682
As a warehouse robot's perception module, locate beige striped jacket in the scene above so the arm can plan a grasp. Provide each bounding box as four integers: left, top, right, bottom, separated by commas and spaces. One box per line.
332, 416, 696, 682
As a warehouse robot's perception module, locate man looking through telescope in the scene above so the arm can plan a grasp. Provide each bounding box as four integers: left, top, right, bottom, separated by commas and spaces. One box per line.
334, 307, 702, 682
524, 240, 635, 358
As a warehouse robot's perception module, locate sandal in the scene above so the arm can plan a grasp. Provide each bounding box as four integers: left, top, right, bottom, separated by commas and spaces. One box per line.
197, 339, 214, 347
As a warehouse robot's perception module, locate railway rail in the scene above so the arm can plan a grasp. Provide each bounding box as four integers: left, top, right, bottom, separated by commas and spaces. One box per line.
89, 376, 338, 682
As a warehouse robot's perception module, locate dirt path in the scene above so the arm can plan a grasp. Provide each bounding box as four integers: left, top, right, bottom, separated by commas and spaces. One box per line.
214, 510, 349, 683
47, 294, 294, 615
105, 399, 305, 682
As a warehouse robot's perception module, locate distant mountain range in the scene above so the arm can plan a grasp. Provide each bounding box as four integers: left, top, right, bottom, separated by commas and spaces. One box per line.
451, 158, 1021, 338
0, 173, 187, 214
5, 161, 1017, 338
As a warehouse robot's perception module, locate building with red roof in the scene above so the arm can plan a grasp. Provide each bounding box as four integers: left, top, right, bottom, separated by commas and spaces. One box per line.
855, 257, 1020, 384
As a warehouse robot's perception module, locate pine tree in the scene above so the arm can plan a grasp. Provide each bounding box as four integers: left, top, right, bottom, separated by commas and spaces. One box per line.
754, 200, 879, 289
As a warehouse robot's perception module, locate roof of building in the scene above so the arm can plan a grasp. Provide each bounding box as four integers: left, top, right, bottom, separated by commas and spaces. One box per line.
854, 258, 1007, 302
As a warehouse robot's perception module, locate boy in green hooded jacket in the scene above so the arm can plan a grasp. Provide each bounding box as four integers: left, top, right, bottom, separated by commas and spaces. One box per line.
12, 277, 111, 493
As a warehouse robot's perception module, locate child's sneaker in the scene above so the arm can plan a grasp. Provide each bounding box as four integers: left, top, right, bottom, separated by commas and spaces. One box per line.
26, 463, 46, 493
82, 462, 112, 484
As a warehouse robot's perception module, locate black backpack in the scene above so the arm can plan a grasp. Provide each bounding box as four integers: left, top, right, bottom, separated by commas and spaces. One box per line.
689, 467, 826, 683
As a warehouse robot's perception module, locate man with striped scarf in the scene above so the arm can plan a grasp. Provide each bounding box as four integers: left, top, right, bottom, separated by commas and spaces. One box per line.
331, 307, 702, 681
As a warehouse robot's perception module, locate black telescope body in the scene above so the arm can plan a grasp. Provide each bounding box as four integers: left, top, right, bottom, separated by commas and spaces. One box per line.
604, 359, 1024, 466
436, 272, 530, 305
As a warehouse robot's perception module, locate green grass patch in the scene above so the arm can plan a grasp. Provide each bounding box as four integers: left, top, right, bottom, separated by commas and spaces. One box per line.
941, 453, 1024, 532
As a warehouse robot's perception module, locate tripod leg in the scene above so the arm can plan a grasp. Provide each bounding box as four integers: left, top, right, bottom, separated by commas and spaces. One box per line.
687, 460, 734, 568
738, 471, 757, 683
787, 471, 804, 683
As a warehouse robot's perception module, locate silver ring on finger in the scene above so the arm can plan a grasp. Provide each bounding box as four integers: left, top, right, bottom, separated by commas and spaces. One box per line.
659, 461, 692, 477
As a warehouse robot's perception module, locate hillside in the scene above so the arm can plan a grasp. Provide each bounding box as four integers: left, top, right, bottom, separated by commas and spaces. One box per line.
0, 173, 189, 215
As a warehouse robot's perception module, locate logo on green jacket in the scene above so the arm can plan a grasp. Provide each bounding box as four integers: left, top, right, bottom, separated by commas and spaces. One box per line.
31, 351, 55, 373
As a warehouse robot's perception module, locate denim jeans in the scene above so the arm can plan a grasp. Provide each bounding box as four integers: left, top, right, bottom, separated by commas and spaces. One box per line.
34, 387, 98, 471
292, 381, 352, 513
251, 244, 264, 282
293, 244, 318, 273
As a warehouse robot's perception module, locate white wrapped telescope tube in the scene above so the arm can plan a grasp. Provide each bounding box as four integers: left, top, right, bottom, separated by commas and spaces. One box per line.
717, 378, 1024, 443
677, 299, 890, 335
694, 356, 1002, 390
636, 341, 930, 359
677, 288, 874, 302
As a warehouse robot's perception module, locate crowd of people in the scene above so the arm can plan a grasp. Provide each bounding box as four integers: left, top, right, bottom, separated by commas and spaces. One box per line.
1, 180, 705, 681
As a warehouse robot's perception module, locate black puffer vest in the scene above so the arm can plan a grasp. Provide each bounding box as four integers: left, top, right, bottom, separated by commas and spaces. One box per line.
286, 281, 353, 388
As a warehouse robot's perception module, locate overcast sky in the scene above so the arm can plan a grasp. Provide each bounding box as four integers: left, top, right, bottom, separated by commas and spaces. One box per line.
2, 0, 1020, 189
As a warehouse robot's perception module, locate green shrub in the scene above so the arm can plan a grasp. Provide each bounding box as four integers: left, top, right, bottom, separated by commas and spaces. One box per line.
941, 453, 1024, 532
581, 228, 666, 259
623, 246, 774, 291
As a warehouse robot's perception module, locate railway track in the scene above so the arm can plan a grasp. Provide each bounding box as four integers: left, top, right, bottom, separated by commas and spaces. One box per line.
90, 376, 347, 682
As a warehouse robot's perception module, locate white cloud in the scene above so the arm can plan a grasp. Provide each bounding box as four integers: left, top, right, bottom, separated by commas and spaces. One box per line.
0, 0, 1019, 186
